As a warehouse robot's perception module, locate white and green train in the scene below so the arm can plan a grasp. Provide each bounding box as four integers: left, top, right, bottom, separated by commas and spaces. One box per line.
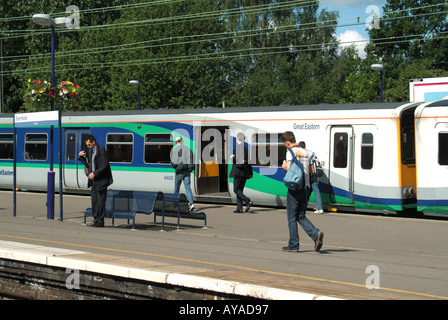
1, 101, 447, 217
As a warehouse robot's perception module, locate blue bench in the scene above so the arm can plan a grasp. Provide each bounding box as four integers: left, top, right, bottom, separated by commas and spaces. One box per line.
83, 189, 164, 230
154, 193, 207, 231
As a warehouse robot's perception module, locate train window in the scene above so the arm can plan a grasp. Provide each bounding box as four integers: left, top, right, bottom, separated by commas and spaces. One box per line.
401, 128, 415, 165
106, 133, 133, 163
66, 134, 76, 161
438, 133, 448, 165
251, 133, 286, 167
0, 134, 13, 160
400, 109, 416, 165
24, 134, 47, 161
361, 133, 374, 170
144, 133, 173, 164
333, 133, 348, 168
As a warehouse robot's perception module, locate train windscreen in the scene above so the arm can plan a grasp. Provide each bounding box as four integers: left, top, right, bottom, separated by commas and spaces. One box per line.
401, 108, 416, 165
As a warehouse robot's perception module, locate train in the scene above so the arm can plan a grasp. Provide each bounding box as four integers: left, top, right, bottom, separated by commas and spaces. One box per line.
1, 100, 447, 217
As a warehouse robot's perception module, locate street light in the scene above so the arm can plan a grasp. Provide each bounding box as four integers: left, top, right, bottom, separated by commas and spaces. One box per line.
32, 13, 70, 220
129, 80, 141, 110
371, 63, 384, 103
32, 15, 70, 106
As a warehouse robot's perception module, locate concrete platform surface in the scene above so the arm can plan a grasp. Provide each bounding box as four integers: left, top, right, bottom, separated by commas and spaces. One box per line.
0, 190, 447, 300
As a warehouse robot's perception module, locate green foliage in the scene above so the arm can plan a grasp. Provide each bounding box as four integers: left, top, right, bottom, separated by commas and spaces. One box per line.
1, 0, 448, 113
366, 0, 448, 102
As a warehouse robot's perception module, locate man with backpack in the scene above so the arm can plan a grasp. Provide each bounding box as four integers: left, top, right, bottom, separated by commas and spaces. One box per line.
281, 131, 324, 253
171, 137, 195, 211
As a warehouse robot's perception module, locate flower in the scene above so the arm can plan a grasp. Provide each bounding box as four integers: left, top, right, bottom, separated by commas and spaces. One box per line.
23, 78, 81, 112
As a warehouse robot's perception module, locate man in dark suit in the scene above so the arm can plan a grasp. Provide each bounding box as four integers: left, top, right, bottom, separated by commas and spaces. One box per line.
230, 133, 253, 213
78, 135, 113, 227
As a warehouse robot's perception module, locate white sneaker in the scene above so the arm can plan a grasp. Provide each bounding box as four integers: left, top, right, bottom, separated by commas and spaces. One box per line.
314, 209, 324, 214
189, 204, 195, 211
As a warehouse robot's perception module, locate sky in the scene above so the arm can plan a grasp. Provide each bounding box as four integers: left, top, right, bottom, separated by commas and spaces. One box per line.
319, 0, 387, 58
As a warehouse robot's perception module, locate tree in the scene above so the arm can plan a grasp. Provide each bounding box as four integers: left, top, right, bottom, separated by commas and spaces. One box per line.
8, 0, 439, 111
365, 0, 448, 101
224, 0, 341, 107
385, 60, 448, 102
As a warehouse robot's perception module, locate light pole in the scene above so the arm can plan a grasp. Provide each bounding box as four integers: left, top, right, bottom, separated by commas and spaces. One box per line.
129, 80, 141, 110
371, 63, 384, 103
32, 14, 69, 220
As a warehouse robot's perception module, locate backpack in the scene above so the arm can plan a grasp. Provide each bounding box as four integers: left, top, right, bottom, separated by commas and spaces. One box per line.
283, 149, 305, 191
313, 154, 324, 177
172, 145, 195, 173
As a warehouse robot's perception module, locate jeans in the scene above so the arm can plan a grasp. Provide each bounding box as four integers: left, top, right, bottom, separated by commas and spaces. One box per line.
286, 187, 320, 250
174, 173, 194, 204
311, 181, 323, 210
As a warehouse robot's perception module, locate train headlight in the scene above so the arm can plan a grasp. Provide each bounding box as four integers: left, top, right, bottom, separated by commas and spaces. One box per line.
403, 186, 416, 198
403, 188, 410, 197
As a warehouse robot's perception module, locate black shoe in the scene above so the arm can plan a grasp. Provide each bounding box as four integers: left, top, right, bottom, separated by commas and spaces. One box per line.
92, 221, 104, 228
314, 231, 324, 252
87, 221, 96, 226
234, 209, 243, 213
245, 201, 253, 212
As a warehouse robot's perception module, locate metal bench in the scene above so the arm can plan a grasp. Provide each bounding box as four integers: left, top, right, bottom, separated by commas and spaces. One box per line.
154, 193, 207, 231
84, 189, 164, 230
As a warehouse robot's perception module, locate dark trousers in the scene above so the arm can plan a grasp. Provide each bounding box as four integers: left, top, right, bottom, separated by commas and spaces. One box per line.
91, 187, 107, 223
233, 175, 250, 211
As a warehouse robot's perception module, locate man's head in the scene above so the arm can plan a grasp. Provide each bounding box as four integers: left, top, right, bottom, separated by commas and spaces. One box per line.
281, 131, 296, 150
236, 133, 245, 144
85, 135, 96, 149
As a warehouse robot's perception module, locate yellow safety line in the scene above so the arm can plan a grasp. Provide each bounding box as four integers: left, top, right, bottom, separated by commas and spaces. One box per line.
1, 233, 447, 300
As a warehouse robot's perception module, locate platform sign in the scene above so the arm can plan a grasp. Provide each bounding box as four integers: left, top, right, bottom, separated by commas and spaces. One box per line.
12, 110, 63, 221
14, 111, 59, 128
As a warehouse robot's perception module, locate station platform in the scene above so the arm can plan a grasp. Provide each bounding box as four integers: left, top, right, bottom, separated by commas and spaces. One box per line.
0, 190, 447, 300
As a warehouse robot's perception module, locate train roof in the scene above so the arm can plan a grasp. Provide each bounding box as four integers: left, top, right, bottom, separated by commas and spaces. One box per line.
0, 102, 411, 119
420, 99, 448, 108
67, 102, 409, 116
415, 99, 448, 118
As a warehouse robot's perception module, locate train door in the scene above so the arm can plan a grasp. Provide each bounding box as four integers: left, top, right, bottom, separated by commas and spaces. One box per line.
194, 126, 230, 200
63, 129, 91, 189
328, 126, 354, 205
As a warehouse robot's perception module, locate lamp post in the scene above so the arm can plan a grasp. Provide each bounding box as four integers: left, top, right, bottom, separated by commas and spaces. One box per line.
129, 80, 141, 110
32, 14, 69, 220
371, 63, 384, 103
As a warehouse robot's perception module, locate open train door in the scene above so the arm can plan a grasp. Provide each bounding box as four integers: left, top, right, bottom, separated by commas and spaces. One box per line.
194, 126, 230, 202
328, 126, 355, 206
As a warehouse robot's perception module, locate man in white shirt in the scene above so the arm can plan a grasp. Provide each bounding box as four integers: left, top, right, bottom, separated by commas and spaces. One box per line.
281, 131, 323, 253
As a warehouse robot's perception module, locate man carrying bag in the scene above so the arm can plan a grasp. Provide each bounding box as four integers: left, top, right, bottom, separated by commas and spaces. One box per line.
281, 131, 324, 253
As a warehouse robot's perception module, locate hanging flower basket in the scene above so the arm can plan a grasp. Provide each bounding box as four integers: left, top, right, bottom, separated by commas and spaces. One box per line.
23, 78, 80, 112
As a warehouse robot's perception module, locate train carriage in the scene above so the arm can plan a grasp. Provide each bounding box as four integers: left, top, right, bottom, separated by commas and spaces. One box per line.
0, 101, 436, 216
415, 99, 448, 216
